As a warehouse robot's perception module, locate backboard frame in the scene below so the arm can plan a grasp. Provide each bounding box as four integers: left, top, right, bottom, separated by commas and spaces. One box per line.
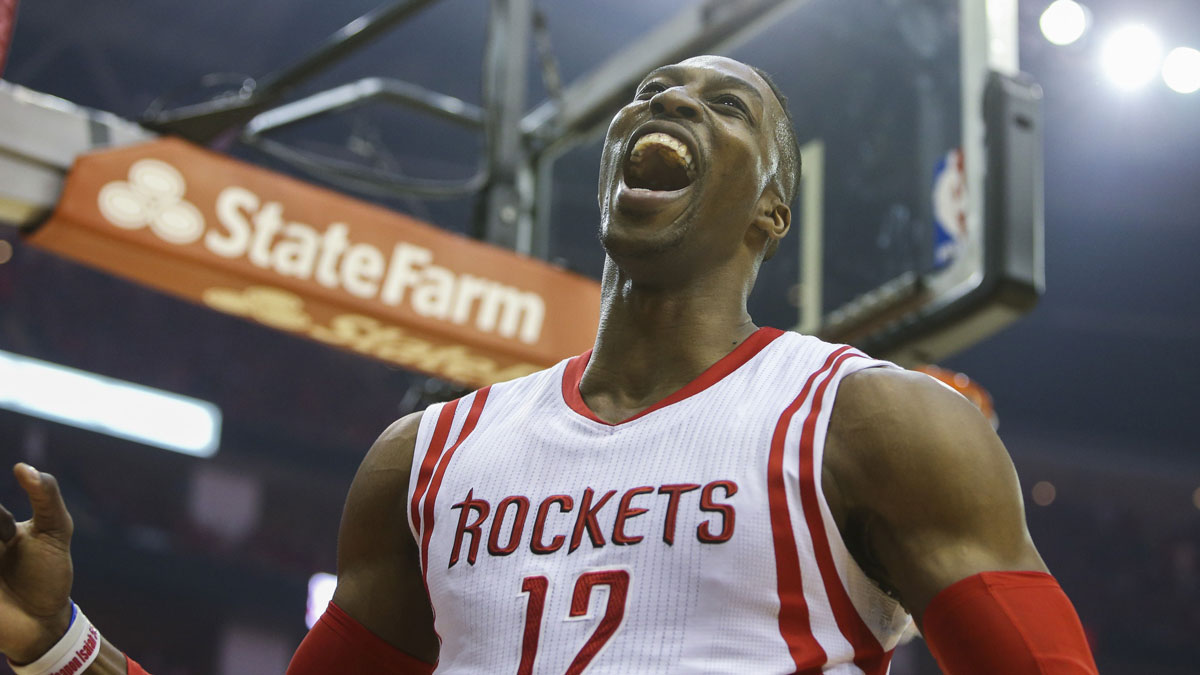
798, 0, 1044, 365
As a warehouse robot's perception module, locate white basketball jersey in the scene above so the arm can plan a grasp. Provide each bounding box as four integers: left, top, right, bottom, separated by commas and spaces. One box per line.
407, 328, 912, 674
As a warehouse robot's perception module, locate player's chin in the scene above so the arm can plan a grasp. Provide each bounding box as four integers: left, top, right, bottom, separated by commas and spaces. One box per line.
600, 205, 695, 264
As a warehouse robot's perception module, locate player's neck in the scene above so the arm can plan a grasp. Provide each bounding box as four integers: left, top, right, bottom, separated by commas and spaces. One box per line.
580, 260, 758, 422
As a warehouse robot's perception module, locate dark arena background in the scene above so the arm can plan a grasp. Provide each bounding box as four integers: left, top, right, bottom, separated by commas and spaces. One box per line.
1, 0, 1198, 673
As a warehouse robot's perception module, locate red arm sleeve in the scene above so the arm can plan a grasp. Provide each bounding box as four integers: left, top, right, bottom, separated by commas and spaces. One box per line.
285, 602, 435, 675
923, 571, 1098, 674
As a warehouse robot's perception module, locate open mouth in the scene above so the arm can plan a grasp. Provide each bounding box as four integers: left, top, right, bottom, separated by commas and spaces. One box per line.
622, 132, 696, 192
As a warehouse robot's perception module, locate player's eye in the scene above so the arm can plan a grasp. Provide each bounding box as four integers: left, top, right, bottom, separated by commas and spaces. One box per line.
713, 94, 748, 113
636, 82, 666, 100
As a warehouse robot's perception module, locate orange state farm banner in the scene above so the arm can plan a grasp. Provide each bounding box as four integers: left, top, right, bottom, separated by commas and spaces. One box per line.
29, 137, 601, 388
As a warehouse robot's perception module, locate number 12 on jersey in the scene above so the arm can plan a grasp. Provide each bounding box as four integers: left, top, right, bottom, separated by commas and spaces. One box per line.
518, 569, 630, 674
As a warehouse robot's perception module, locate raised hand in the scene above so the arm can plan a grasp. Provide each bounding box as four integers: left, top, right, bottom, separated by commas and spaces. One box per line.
0, 463, 75, 665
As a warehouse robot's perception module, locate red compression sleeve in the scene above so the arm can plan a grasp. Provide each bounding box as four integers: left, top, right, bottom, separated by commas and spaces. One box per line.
286, 602, 435, 675
923, 571, 1098, 674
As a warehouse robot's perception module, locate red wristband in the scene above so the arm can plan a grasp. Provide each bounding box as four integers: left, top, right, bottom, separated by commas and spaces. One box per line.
286, 602, 434, 674
923, 571, 1098, 674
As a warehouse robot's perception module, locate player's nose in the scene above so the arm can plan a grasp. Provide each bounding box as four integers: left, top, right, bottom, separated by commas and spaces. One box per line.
649, 86, 698, 120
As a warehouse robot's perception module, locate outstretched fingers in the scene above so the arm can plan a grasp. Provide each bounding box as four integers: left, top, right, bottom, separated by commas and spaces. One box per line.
11, 464, 73, 542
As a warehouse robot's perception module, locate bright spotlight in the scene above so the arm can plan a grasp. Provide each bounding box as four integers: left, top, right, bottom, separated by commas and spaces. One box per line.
1101, 24, 1164, 90
1039, 0, 1088, 46
1163, 47, 1200, 94
0, 348, 221, 456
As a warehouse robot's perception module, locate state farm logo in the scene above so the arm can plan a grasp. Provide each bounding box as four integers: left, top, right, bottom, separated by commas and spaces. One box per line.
97, 159, 206, 244
91, 157, 547, 345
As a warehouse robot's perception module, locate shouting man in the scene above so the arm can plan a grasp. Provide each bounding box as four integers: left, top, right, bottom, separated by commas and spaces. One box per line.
1, 56, 1097, 674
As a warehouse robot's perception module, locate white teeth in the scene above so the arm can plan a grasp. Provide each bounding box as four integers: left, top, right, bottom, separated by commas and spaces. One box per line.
630, 132, 693, 171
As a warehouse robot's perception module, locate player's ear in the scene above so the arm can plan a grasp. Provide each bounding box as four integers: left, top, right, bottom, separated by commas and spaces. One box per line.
752, 191, 790, 258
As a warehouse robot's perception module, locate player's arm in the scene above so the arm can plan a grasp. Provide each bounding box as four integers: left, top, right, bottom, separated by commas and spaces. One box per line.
286, 410, 438, 674
1, 412, 439, 675
0, 464, 133, 675
823, 368, 1098, 674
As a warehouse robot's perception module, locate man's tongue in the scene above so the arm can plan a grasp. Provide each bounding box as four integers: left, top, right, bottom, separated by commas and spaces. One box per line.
624, 132, 695, 192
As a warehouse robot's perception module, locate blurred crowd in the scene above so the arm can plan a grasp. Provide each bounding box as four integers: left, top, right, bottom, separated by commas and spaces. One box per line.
1030, 498, 1200, 671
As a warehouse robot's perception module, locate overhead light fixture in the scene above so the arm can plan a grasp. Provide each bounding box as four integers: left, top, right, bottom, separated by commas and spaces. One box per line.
0, 349, 221, 457
1100, 24, 1164, 90
1162, 47, 1200, 94
1039, 0, 1088, 46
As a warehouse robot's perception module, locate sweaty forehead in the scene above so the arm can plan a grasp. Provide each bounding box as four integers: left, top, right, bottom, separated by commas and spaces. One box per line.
674, 55, 769, 88
649, 55, 781, 120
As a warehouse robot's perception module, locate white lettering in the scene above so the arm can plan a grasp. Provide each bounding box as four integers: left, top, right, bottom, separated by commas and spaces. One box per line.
342, 243, 385, 298
201, 187, 548, 343
249, 202, 284, 268
451, 275, 489, 325
315, 224, 349, 288
271, 223, 320, 279
209, 187, 256, 258
381, 243, 432, 306
489, 286, 545, 344
468, 280, 547, 344
412, 265, 455, 319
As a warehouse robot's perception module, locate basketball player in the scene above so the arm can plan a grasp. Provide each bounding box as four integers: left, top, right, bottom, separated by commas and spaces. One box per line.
1, 56, 1097, 674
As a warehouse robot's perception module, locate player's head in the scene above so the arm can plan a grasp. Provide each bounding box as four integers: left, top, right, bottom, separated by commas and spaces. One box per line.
597, 55, 800, 287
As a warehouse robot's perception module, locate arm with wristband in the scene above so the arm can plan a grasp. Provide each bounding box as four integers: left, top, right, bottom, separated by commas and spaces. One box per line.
825, 369, 1098, 674
0, 464, 135, 675
1, 412, 438, 675
284, 411, 438, 673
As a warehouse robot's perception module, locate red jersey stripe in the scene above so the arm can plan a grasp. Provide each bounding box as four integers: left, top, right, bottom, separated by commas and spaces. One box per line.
562, 326, 785, 426
420, 387, 492, 578
768, 344, 854, 673
409, 400, 460, 539
797, 353, 890, 674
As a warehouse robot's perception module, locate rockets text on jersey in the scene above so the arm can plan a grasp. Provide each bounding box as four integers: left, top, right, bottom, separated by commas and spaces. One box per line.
407, 328, 912, 674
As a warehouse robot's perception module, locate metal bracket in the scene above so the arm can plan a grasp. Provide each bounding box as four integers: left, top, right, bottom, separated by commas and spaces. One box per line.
0, 81, 153, 228
140, 0, 444, 143
130, 0, 814, 252
241, 77, 488, 200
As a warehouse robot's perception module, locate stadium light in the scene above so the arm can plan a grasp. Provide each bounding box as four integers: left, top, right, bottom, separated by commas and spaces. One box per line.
1100, 24, 1164, 90
1163, 47, 1200, 94
0, 348, 221, 457
1039, 0, 1088, 46
306, 573, 337, 628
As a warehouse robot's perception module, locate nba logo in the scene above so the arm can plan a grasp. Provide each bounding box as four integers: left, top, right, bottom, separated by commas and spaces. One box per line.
931, 148, 967, 271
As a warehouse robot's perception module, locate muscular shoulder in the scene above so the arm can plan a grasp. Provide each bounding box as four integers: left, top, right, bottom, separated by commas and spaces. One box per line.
360, 411, 425, 480
337, 411, 424, 560
826, 366, 1015, 517
824, 368, 1044, 619
332, 411, 439, 659
826, 368, 997, 484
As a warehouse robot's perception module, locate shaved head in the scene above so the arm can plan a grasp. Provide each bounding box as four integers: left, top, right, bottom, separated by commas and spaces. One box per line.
746, 65, 801, 259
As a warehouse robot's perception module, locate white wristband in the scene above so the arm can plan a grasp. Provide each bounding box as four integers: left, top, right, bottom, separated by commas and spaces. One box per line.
8, 603, 102, 675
